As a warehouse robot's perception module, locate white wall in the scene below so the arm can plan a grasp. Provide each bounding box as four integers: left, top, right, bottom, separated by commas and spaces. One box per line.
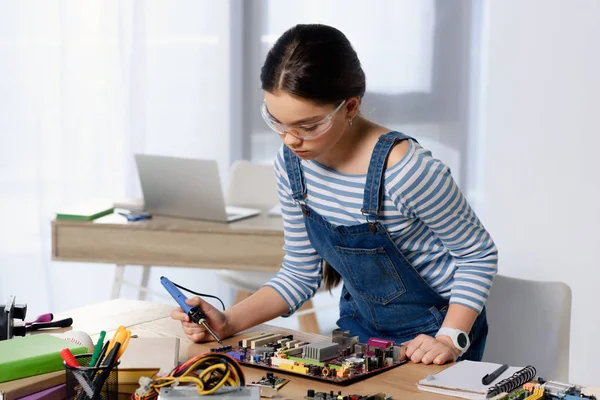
480, 0, 600, 385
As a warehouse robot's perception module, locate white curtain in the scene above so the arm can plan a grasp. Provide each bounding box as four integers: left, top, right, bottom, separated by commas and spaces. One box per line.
0, 0, 233, 317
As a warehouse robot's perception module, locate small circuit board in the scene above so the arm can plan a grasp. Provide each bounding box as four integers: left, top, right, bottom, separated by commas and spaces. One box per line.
247, 372, 289, 397
488, 379, 597, 400
304, 389, 392, 400
209, 329, 407, 385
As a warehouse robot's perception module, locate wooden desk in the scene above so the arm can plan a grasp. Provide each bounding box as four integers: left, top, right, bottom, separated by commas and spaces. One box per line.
52, 213, 284, 271
54, 299, 451, 400
51, 213, 285, 299
51, 213, 323, 334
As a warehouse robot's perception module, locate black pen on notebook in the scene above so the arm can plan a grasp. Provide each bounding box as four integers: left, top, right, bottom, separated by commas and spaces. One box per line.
482, 363, 509, 385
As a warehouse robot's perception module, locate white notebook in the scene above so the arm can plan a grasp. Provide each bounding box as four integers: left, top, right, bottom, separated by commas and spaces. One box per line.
417, 361, 523, 400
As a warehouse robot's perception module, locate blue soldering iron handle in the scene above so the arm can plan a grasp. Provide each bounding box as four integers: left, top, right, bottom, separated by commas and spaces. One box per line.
161, 276, 193, 314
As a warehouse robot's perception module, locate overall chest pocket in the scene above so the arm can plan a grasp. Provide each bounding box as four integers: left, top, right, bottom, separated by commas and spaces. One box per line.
334, 246, 406, 305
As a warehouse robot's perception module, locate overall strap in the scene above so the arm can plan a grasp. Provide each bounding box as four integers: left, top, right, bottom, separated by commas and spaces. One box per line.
283, 146, 306, 204
361, 131, 415, 221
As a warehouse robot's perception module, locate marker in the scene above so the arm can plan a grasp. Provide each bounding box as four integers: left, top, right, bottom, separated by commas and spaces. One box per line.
88, 331, 106, 369
482, 363, 509, 385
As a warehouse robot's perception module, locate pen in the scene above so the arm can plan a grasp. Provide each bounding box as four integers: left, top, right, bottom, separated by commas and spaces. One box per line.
482, 363, 509, 385
88, 331, 106, 369
118, 211, 152, 221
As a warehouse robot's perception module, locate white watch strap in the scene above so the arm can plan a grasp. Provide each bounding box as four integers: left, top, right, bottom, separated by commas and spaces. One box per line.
435, 327, 469, 355
436, 327, 460, 337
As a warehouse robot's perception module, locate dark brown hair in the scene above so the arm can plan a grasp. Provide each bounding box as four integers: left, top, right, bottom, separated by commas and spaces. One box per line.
322, 261, 341, 291
260, 24, 366, 105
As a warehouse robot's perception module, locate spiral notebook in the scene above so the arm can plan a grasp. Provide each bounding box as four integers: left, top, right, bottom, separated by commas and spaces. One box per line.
417, 361, 532, 399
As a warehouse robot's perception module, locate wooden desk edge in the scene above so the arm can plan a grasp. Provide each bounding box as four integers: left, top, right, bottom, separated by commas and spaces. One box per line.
51, 217, 284, 236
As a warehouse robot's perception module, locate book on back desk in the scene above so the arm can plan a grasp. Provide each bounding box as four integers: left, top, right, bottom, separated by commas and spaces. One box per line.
55, 199, 114, 221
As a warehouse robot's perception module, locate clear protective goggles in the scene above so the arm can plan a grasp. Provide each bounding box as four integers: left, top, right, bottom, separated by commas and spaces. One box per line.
260, 100, 346, 140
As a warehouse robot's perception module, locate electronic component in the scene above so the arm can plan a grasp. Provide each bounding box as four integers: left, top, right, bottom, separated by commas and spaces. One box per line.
303, 342, 340, 362
251, 334, 283, 349
284, 339, 302, 348
211, 345, 233, 352
133, 353, 245, 400
542, 380, 576, 396
483, 377, 597, 400
285, 346, 305, 356
226, 351, 245, 362
159, 386, 260, 399
332, 328, 360, 354
392, 345, 403, 362
242, 333, 272, 347
304, 389, 392, 399
254, 346, 274, 356
247, 372, 289, 398
366, 338, 394, 349
0, 295, 27, 341
231, 330, 407, 385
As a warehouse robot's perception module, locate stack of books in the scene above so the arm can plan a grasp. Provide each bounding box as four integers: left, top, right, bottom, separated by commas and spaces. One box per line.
0, 334, 88, 400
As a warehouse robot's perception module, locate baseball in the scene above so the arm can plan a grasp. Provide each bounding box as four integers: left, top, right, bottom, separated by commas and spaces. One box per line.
56, 330, 95, 352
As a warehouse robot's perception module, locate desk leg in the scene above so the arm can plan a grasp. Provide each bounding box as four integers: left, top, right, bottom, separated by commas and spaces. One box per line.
234, 290, 252, 304
111, 264, 125, 299
138, 266, 151, 301
297, 299, 320, 334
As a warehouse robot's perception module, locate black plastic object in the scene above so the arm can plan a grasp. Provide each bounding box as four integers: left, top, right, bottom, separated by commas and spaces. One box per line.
0, 295, 27, 341
27, 317, 74, 332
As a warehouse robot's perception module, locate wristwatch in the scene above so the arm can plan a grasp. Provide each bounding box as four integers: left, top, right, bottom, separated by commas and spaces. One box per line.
435, 327, 470, 356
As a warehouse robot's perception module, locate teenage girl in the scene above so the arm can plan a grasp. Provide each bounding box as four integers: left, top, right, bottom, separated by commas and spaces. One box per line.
171, 24, 498, 365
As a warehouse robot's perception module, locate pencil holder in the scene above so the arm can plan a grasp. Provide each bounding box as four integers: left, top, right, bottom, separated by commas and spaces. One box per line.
64, 354, 119, 400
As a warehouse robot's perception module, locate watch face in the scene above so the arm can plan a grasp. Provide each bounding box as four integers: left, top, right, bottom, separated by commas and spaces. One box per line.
457, 332, 468, 348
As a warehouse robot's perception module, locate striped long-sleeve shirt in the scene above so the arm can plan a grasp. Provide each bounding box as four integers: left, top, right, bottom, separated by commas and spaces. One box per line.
265, 139, 498, 316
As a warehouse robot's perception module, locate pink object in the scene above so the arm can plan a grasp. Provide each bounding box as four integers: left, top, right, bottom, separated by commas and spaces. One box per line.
25, 313, 53, 327
366, 337, 394, 349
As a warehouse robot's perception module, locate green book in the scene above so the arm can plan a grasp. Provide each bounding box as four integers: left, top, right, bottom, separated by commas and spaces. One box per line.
0, 334, 87, 383
56, 200, 114, 221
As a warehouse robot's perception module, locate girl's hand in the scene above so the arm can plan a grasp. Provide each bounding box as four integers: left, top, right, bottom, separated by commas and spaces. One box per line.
403, 334, 461, 365
170, 297, 230, 343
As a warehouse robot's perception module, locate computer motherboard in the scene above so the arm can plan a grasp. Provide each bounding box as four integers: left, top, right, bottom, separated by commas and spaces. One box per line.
210, 329, 407, 385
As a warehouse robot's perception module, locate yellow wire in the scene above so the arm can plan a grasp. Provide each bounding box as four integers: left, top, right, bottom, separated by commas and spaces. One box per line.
133, 356, 241, 399
199, 368, 230, 395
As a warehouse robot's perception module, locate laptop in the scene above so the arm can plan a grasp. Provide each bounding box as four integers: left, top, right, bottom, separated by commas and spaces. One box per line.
134, 154, 261, 223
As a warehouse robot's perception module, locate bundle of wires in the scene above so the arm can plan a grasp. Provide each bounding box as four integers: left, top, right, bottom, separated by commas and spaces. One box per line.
133, 352, 246, 400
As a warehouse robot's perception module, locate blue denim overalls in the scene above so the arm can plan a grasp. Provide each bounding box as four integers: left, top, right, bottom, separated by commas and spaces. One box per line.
283, 131, 488, 361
